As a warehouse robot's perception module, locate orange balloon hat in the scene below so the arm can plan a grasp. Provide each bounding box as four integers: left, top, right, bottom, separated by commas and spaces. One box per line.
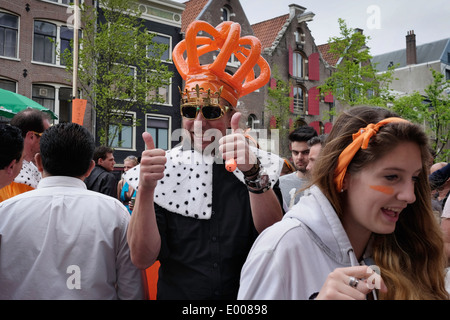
173, 20, 271, 107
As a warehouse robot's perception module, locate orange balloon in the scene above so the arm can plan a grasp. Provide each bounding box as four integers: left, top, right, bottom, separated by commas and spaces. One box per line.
172, 20, 271, 107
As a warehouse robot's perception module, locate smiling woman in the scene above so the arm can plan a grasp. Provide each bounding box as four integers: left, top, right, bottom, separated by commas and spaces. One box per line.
238, 106, 449, 300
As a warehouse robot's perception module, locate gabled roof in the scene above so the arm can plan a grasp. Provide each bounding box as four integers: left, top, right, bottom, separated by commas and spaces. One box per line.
251, 14, 289, 50
317, 43, 340, 67
372, 38, 450, 72
180, 0, 210, 33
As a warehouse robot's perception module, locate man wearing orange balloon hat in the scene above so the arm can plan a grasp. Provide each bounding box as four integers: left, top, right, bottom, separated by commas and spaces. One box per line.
126, 20, 284, 299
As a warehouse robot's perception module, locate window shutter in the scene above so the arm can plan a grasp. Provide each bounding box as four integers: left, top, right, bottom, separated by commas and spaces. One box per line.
289, 45, 293, 76
324, 122, 333, 134
289, 85, 294, 112
270, 78, 277, 89
308, 52, 320, 81
308, 121, 320, 135
308, 86, 320, 115
324, 91, 334, 103
269, 116, 277, 129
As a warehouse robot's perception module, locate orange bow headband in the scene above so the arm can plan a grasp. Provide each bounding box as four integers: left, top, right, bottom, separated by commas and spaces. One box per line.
333, 117, 410, 192
173, 20, 271, 107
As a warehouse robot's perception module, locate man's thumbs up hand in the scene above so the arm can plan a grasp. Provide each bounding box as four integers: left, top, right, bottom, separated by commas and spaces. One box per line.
219, 112, 256, 173
139, 132, 167, 190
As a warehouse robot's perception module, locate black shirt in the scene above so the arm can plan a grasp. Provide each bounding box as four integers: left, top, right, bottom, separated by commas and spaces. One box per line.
84, 165, 117, 198
154, 162, 282, 300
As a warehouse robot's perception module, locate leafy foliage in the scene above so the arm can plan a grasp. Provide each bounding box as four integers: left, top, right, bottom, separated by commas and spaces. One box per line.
63, 0, 173, 146
318, 19, 395, 107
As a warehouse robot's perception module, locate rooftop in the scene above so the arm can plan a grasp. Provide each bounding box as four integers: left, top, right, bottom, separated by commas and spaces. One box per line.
372, 38, 450, 72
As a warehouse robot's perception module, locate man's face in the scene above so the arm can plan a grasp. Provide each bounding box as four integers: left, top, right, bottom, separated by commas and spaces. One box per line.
99, 152, 115, 172
30, 119, 51, 156
306, 143, 322, 173
291, 141, 309, 173
182, 97, 233, 152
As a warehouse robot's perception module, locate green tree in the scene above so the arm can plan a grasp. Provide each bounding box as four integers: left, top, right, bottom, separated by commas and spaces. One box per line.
265, 68, 292, 157
390, 69, 450, 161
63, 0, 173, 146
424, 69, 450, 161
390, 91, 426, 123
318, 18, 395, 107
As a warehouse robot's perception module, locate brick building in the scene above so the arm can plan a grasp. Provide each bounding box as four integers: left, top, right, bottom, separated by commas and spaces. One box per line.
180, 1, 335, 156
0, 0, 185, 167
0, 0, 80, 125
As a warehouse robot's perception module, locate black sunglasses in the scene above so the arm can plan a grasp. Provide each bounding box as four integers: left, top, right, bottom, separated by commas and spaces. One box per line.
180, 104, 228, 120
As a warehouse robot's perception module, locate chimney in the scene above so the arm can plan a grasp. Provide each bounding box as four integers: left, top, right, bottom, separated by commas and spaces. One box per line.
406, 30, 417, 65
289, 4, 306, 19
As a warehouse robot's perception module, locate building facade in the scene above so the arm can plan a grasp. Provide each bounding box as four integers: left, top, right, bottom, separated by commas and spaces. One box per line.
0, 0, 185, 168
180, 1, 335, 156
253, 4, 335, 136
372, 31, 450, 96
0, 0, 80, 125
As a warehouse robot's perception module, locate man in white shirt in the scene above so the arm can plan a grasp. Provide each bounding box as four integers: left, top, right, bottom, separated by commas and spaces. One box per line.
0, 123, 143, 299
0, 124, 23, 190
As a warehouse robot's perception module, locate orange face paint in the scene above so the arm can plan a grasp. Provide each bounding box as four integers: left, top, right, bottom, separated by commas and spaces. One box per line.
370, 185, 394, 195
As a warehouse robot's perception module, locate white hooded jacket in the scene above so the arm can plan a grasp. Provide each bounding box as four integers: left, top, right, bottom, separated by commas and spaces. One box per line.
238, 185, 375, 300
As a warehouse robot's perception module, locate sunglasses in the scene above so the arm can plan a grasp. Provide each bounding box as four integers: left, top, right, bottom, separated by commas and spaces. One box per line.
180, 104, 229, 120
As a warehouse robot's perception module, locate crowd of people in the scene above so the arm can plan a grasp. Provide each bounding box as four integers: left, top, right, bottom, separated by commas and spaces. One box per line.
0, 20, 449, 300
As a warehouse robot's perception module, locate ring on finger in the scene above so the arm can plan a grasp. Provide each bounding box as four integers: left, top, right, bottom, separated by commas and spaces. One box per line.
348, 276, 359, 288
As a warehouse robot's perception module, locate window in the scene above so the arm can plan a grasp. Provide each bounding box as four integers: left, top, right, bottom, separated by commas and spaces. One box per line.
247, 114, 258, 130
147, 115, 170, 150
222, 6, 230, 21
148, 82, 171, 105
292, 52, 306, 78
46, 0, 72, 4
33, 20, 78, 65
293, 86, 305, 114
60, 26, 80, 66
33, 21, 56, 64
148, 33, 171, 62
147, 71, 171, 105
110, 113, 135, 150
0, 12, 19, 58
32, 84, 55, 113
58, 87, 72, 123
111, 65, 137, 100
295, 28, 305, 44
0, 79, 16, 92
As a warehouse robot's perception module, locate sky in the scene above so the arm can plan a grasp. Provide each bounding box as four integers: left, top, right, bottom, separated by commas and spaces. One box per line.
173, 0, 450, 56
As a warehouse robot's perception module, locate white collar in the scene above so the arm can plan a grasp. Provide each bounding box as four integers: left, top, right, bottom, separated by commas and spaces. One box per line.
13, 160, 41, 189
125, 146, 282, 220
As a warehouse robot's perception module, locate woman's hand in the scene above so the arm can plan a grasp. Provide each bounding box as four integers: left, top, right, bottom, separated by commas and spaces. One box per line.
316, 266, 387, 300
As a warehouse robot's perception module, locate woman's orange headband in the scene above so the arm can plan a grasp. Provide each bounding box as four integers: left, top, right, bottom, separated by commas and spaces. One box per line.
333, 117, 410, 192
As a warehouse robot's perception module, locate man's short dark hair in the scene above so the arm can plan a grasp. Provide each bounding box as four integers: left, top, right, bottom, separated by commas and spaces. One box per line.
0, 125, 23, 169
93, 146, 114, 163
40, 123, 95, 177
10, 108, 50, 137
288, 126, 318, 143
307, 134, 328, 147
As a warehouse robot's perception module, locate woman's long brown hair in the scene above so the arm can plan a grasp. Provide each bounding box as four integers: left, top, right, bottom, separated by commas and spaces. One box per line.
310, 106, 448, 299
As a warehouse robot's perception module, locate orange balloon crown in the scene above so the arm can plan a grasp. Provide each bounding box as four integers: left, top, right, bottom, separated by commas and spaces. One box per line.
173, 20, 271, 107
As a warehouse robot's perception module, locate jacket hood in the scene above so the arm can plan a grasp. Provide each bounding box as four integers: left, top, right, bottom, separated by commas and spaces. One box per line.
284, 185, 358, 266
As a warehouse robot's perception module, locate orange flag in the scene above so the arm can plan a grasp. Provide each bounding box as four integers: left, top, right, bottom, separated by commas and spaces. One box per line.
72, 99, 87, 125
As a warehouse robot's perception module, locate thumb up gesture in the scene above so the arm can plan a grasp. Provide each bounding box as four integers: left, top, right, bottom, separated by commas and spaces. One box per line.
139, 132, 167, 190
219, 112, 257, 173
